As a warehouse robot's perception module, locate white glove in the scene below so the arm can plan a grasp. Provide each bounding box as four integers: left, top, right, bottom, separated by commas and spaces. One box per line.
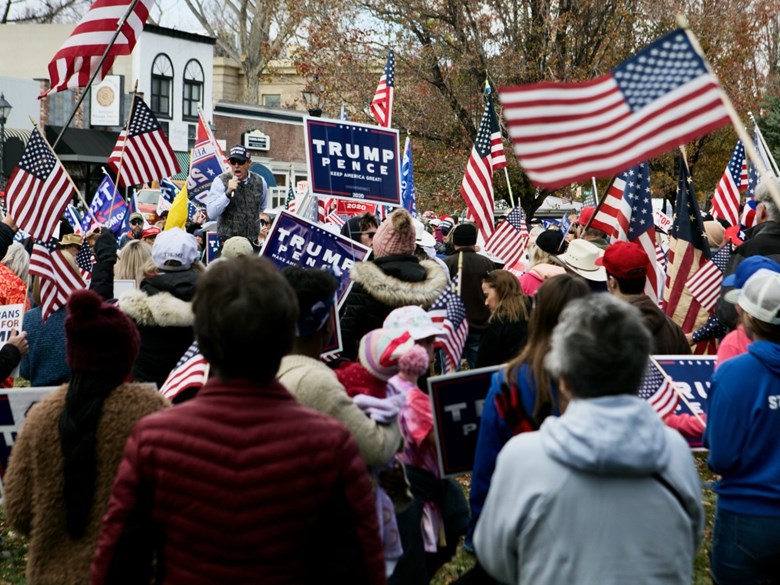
353, 393, 405, 424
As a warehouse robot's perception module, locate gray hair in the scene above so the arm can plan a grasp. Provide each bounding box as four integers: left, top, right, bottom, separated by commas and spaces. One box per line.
754, 178, 780, 222
545, 294, 651, 398
2, 242, 30, 283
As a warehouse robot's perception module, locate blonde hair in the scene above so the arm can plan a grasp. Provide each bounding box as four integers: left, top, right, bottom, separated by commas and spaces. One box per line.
116, 240, 153, 287
2, 242, 30, 283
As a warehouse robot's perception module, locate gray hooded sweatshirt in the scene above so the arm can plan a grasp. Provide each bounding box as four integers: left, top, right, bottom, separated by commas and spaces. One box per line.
474, 395, 703, 585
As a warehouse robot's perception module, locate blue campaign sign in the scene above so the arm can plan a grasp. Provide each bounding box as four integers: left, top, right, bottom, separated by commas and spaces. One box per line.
261, 211, 370, 305
655, 355, 715, 449
428, 366, 501, 477
305, 118, 401, 206
205, 232, 222, 265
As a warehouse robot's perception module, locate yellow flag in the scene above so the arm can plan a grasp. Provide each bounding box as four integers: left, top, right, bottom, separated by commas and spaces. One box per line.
165, 182, 189, 230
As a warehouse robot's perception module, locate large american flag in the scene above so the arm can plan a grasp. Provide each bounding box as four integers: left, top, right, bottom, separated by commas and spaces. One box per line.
460, 88, 506, 241
5, 127, 77, 241
40, 0, 153, 97
484, 207, 529, 267
428, 276, 469, 373
29, 239, 86, 321
711, 140, 747, 228
639, 359, 679, 418
589, 163, 664, 300
159, 341, 209, 401
663, 158, 712, 339
370, 49, 395, 128
499, 28, 730, 190
685, 242, 732, 313
107, 97, 180, 188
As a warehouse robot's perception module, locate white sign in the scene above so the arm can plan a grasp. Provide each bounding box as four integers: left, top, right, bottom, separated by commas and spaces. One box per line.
654, 209, 673, 234
90, 75, 121, 127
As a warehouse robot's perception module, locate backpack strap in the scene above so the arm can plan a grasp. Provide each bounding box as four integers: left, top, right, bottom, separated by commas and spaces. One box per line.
494, 380, 540, 436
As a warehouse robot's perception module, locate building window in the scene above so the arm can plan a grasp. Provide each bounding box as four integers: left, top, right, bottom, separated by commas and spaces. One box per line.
151, 53, 174, 119
182, 59, 204, 121
262, 94, 281, 108
188, 124, 196, 150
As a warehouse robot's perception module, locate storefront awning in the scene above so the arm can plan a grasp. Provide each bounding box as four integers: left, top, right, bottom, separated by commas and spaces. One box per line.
45, 126, 121, 164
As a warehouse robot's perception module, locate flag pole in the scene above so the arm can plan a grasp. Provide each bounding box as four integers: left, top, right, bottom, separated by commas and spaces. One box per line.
679, 17, 780, 214
108, 81, 139, 214
591, 177, 598, 200
503, 168, 515, 208
457, 251, 463, 297
748, 111, 780, 176
31, 116, 98, 225
581, 175, 617, 233
50, 0, 142, 151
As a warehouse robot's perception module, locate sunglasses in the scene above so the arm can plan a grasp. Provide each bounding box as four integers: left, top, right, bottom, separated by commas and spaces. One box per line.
229, 158, 248, 166
130, 219, 143, 226
361, 231, 376, 239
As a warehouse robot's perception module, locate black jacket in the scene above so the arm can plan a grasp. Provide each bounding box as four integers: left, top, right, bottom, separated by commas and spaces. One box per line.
339, 255, 448, 360
475, 317, 529, 368
443, 249, 496, 330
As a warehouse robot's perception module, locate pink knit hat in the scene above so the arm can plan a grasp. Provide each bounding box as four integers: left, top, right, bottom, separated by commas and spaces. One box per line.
372, 209, 417, 258
358, 328, 416, 381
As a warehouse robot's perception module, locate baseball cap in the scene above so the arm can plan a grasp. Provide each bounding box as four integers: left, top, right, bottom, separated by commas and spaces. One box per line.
228, 145, 251, 162
723, 256, 780, 303
597, 240, 648, 279
578, 206, 595, 226
151, 227, 199, 272
413, 219, 436, 248
535, 229, 566, 255
383, 306, 444, 340
735, 269, 780, 324
221, 236, 254, 259
129, 211, 144, 223
142, 226, 161, 239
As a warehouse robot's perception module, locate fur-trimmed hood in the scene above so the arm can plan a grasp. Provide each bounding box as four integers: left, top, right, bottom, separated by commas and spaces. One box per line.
350, 257, 448, 308
119, 289, 194, 328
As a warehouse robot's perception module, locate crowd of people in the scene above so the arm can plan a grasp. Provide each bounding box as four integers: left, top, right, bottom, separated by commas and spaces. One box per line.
0, 171, 778, 584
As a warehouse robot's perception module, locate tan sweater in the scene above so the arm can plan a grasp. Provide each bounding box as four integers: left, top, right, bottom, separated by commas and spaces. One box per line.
4, 383, 169, 585
277, 354, 402, 468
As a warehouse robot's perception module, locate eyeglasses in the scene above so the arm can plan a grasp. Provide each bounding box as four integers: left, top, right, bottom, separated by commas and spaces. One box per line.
361, 231, 377, 239
228, 158, 248, 166
130, 219, 143, 226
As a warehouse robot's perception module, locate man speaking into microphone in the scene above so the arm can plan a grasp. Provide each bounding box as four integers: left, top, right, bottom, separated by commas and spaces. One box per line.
207, 145, 268, 243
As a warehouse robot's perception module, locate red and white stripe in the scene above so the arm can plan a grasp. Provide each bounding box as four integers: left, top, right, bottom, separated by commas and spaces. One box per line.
159, 344, 210, 401
108, 127, 179, 188
685, 259, 722, 313
430, 310, 469, 373
29, 242, 86, 320
40, 0, 153, 97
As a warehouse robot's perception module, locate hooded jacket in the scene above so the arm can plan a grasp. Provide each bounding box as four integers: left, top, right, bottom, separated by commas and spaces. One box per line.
339, 255, 448, 360
704, 340, 780, 517
475, 395, 703, 585
119, 271, 198, 388
625, 294, 691, 355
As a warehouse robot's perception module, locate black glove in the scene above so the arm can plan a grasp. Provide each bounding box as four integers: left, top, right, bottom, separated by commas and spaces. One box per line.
93, 229, 118, 263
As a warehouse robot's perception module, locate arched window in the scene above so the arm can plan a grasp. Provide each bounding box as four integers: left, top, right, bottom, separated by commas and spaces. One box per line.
151, 53, 174, 119
182, 59, 204, 121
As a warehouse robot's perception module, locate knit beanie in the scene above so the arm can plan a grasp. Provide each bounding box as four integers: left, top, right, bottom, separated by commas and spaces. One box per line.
358, 328, 416, 381
65, 289, 140, 375
372, 209, 417, 258
452, 223, 478, 246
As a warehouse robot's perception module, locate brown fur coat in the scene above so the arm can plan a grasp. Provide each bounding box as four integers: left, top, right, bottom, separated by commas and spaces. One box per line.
3, 383, 168, 585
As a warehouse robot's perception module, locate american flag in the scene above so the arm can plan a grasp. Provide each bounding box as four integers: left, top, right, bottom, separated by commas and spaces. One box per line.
29, 239, 86, 320
663, 158, 711, 337
742, 125, 776, 229
428, 276, 469, 373
159, 341, 209, 401
75, 242, 94, 282
639, 359, 679, 418
5, 127, 76, 241
685, 242, 732, 313
589, 163, 664, 300
107, 97, 180, 188
460, 87, 506, 241
371, 49, 395, 128
39, 0, 153, 97
285, 167, 297, 214
499, 28, 730, 190
484, 207, 529, 267
326, 209, 346, 227
711, 141, 747, 228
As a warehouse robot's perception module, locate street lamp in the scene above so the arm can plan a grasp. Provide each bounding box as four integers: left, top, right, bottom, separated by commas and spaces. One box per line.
0, 93, 11, 185
301, 75, 323, 118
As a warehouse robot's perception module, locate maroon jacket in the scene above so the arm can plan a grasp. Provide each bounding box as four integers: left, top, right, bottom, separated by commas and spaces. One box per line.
91, 379, 385, 585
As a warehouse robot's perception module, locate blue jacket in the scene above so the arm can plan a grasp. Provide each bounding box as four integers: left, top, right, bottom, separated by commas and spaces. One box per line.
466, 364, 561, 546
705, 340, 780, 516
20, 306, 70, 387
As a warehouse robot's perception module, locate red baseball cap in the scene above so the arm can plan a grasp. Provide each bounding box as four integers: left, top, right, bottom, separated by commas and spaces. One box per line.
596, 240, 648, 279
142, 226, 161, 239
578, 206, 595, 226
